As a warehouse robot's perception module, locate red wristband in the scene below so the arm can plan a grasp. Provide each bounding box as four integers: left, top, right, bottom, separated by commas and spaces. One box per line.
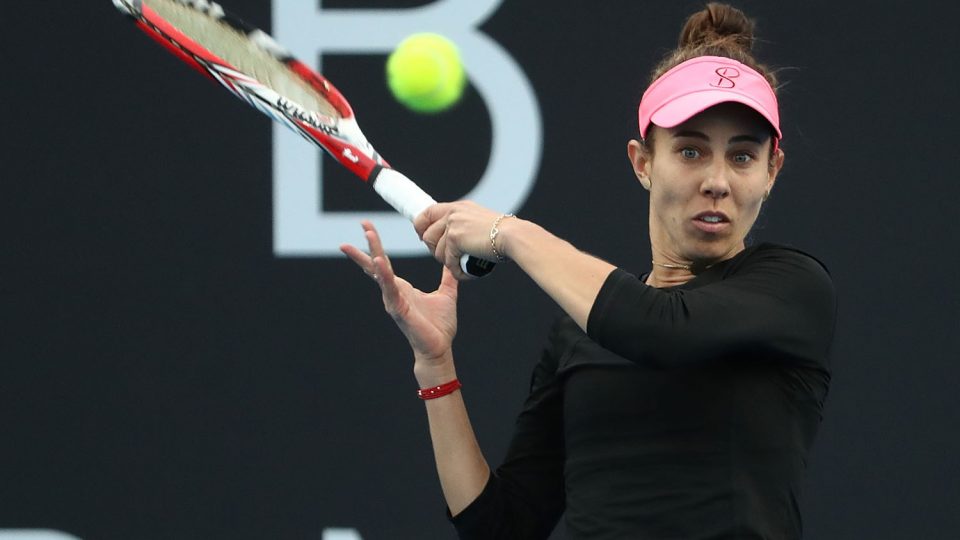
417, 378, 462, 400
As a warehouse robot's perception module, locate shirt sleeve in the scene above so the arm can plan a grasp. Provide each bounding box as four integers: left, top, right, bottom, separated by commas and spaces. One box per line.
586, 245, 837, 370
449, 317, 569, 540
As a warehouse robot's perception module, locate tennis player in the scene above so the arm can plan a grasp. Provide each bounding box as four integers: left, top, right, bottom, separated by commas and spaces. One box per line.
341, 3, 837, 538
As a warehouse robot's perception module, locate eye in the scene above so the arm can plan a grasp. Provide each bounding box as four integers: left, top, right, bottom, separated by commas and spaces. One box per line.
732, 151, 755, 164
680, 147, 700, 160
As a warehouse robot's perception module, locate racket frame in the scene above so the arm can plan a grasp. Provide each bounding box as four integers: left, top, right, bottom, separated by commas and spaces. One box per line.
113, 0, 495, 276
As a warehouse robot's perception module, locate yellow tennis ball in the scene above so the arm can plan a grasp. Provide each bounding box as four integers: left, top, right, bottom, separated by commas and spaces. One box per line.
386, 33, 466, 114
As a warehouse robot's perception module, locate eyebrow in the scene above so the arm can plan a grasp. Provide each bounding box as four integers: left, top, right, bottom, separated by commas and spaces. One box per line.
672, 130, 766, 145
729, 134, 765, 145
673, 130, 709, 141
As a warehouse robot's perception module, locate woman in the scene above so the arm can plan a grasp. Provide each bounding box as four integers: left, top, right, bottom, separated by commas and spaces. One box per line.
341, 3, 836, 538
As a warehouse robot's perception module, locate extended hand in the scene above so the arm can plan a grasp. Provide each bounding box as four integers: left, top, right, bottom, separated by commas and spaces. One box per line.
340, 221, 459, 368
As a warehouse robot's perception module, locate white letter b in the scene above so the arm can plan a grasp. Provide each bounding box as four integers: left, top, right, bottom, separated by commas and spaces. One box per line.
272, 0, 542, 256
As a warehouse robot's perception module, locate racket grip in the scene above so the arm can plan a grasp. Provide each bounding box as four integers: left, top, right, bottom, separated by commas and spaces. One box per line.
371, 168, 496, 278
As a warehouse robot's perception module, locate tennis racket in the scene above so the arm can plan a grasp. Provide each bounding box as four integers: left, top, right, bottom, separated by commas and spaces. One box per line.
112, 0, 495, 278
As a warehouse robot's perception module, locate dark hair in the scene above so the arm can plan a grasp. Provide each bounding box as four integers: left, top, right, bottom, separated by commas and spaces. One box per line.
651, 3, 776, 89
643, 3, 778, 152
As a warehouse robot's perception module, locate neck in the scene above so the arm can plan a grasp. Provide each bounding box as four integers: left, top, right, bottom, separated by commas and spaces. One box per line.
645, 243, 744, 288
646, 247, 698, 287
646, 266, 696, 288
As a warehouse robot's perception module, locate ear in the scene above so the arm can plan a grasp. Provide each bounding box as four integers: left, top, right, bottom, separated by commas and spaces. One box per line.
627, 139, 652, 191
764, 146, 785, 199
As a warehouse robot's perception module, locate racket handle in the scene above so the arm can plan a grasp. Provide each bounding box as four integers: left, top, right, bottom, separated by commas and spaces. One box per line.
371, 168, 496, 278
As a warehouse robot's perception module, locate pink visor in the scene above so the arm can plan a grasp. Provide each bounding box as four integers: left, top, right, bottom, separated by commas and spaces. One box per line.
638, 56, 781, 143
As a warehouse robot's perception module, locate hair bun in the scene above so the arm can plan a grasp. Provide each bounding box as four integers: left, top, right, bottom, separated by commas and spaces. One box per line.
647, 3, 776, 95
679, 3, 755, 53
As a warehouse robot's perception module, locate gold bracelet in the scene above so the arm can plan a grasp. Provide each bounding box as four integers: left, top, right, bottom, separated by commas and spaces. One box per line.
489, 213, 515, 262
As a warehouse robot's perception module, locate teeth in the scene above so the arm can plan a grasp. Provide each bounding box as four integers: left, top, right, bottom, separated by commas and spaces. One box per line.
701, 216, 721, 223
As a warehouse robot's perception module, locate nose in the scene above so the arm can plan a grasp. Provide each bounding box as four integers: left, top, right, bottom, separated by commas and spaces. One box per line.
700, 161, 731, 200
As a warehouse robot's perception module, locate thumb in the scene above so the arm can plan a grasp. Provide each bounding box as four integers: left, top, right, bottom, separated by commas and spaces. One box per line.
438, 265, 459, 300
413, 202, 448, 238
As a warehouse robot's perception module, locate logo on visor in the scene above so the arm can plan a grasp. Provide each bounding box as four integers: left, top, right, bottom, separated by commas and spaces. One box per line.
710, 67, 740, 88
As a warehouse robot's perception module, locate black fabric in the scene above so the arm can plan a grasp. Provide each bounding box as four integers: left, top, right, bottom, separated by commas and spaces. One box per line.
450, 243, 837, 539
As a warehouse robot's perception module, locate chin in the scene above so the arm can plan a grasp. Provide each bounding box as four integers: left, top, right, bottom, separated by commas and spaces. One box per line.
683, 239, 740, 265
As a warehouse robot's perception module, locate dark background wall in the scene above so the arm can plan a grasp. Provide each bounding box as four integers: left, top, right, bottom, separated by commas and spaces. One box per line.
2, 1, 958, 538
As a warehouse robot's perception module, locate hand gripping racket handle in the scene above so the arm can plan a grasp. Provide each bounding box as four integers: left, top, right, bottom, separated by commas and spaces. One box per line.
371, 168, 496, 278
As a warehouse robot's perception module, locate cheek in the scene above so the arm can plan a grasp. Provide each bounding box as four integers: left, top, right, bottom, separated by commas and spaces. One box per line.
732, 182, 768, 224
649, 185, 676, 216
648, 167, 687, 204
650, 176, 695, 220
739, 175, 770, 205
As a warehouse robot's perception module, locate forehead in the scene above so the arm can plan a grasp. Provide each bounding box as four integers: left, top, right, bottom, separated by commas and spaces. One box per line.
668, 102, 773, 140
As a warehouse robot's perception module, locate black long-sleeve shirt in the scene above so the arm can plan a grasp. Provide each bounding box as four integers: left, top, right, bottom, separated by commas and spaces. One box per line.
450, 243, 837, 539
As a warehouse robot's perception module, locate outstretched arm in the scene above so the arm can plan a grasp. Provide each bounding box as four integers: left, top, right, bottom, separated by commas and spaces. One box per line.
340, 221, 489, 516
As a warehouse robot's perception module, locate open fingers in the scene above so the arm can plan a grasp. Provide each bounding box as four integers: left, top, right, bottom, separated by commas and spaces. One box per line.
371, 255, 406, 317
361, 220, 386, 258
364, 229, 397, 280
341, 221, 390, 281
339, 243, 375, 275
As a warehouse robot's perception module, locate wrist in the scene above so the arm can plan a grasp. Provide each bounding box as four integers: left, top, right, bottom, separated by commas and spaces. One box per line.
492, 215, 528, 261
413, 355, 457, 388
496, 217, 541, 263
487, 213, 516, 262
417, 378, 462, 400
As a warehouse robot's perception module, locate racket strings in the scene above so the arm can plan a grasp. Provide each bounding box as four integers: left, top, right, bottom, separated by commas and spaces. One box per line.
144, 0, 338, 119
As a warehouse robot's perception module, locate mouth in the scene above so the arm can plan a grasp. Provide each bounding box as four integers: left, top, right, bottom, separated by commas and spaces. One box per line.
692, 211, 731, 233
